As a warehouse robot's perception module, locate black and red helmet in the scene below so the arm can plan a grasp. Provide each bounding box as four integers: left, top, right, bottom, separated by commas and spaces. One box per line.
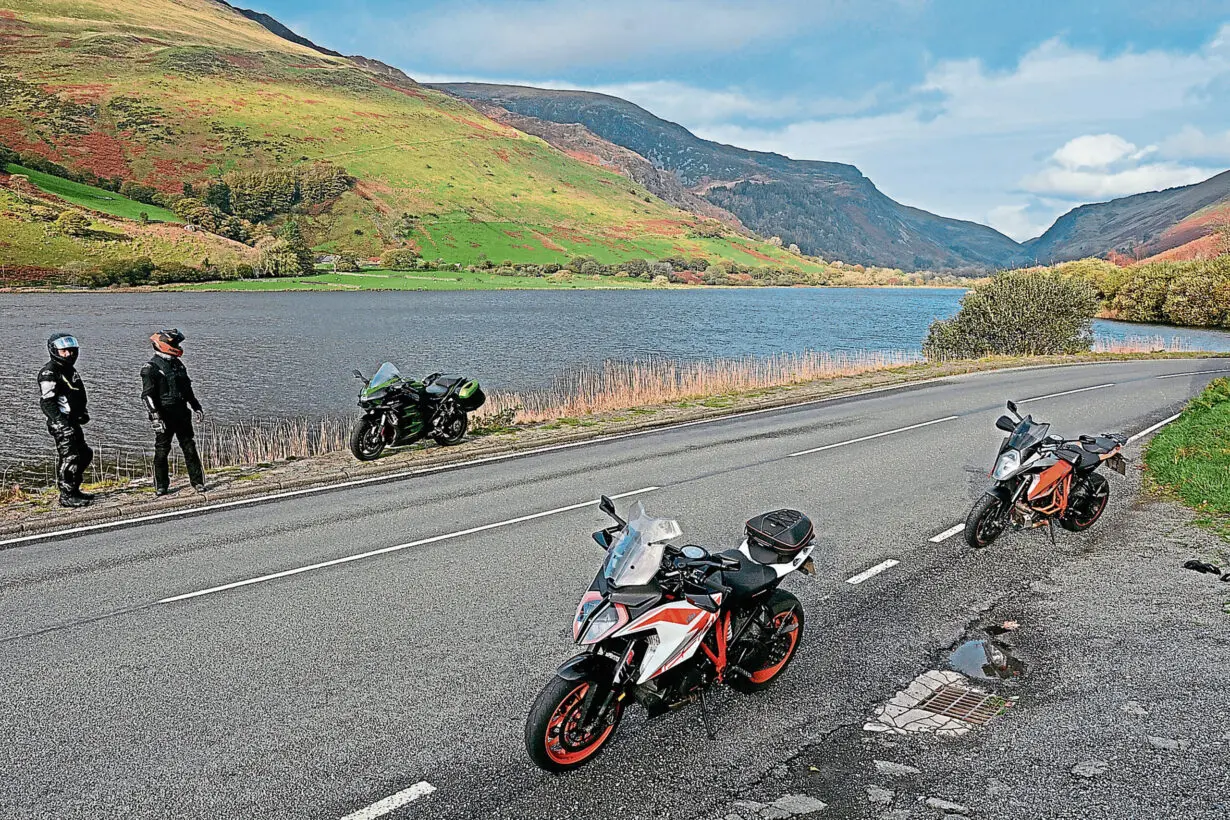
150, 328, 186, 357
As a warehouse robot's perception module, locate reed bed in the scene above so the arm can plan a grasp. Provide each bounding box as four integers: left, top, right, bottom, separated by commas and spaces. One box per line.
478, 350, 922, 424
1091, 336, 1193, 354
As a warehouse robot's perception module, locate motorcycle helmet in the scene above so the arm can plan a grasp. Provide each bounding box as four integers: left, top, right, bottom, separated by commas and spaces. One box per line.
47, 333, 80, 367
150, 328, 185, 357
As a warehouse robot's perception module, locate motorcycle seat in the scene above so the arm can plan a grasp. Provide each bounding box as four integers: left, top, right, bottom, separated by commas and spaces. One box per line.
1078, 435, 1120, 455
425, 375, 464, 395
716, 550, 778, 601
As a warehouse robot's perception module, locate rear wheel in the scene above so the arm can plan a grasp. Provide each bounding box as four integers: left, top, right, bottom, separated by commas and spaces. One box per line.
431, 409, 468, 446
348, 417, 387, 461
525, 674, 623, 772
964, 493, 1008, 549
1060, 472, 1110, 532
730, 590, 805, 693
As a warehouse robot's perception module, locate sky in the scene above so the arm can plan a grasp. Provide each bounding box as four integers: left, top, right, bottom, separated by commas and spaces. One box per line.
247, 0, 1230, 241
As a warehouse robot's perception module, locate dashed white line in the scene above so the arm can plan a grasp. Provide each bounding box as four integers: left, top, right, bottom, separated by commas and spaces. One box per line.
339, 782, 436, 820
1155, 369, 1230, 380
846, 559, 900, 585
787, 416, 959, 458
929, 524, 965, 543
1017, 383, 1114, 403
1127, 412, 1183, 444
157, 487, 658, 604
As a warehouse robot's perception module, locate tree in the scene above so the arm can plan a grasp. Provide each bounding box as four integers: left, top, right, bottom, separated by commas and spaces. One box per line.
334, 251, 361, 272
1112, 264, 1174, 323
381, 249, 420, 270
56, 210, 92, 237
923, 270, 1099, 360
276, 220, 315, 275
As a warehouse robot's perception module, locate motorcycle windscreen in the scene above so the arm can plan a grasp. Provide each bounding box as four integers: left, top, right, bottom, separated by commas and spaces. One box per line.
1007, 416, 1050, 451
603, 502, 681, 588
365, 362, 402, 394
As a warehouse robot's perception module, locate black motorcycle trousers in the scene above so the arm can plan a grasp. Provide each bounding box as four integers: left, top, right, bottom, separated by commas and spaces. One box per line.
47, 421, 93, 495
153, 405, 204, 492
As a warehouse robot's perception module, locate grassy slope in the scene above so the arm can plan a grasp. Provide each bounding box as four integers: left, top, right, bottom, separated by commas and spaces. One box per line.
0, 0, 822, 272
1145, 377, 1230, 540
4, 163, 181, 222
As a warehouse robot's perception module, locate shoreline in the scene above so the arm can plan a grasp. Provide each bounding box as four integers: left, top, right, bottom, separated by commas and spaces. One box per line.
4, 350, 1223, 541
0, 281, 974, 295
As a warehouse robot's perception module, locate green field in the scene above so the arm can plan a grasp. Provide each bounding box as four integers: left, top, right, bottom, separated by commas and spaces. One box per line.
181, 268, 664, 291
1145, 377, 1230, 541
4, 165, 181, 223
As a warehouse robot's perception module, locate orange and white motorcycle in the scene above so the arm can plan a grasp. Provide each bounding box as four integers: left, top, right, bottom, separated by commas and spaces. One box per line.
964, 400, 1127, 549
525, 497, 816, 772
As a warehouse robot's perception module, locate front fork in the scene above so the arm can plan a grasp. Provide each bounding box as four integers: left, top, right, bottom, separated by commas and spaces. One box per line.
579, 642, 639, 734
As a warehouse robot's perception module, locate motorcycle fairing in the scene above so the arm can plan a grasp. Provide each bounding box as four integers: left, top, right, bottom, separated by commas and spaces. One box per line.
735, 539, 817, 579
613, 600, 719, 684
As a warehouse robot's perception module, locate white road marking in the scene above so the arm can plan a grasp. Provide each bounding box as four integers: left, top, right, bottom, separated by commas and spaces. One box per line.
929, 524, 965, 543
339, 782, 436, 820
787, 416, 960, 458
156, 487, 657, 604
846, 559, 900, 585
1016, 383, 1114, 403
1127, 412, 1183, 444
1155, 369, 1230, 380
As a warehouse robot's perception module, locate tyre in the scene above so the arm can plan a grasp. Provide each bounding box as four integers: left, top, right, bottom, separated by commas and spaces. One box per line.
525, 674, 623, 772
964, 493, 1008, 549
431, 409, 468, 446
730, 590, 805, 693
1060, 473, 1110, 532
349, 416, 387, 461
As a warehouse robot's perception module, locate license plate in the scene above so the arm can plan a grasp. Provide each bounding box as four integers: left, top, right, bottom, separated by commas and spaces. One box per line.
1108, 453, 1127, 475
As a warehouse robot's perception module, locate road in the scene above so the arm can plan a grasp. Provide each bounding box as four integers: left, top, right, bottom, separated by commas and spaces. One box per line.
2, 358, 1227, 819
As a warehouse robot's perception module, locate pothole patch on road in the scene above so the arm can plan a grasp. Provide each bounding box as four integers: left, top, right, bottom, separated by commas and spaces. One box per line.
865, 670, 1016, 736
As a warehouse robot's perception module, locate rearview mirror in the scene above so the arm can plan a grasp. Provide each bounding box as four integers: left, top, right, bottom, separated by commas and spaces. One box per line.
1006, 400, 1019, 417
353, 369, 366, 382
995, 415, 1016, 432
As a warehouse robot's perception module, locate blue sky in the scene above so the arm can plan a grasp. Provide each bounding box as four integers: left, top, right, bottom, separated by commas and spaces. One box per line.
248, 0, 1230, 240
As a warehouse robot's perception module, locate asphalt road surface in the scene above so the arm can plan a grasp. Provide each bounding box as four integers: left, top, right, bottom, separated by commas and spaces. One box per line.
2, 358, 1227, 820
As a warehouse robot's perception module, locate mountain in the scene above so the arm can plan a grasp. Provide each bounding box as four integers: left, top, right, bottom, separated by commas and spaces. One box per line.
0, 0, 812, 273
431, 83, 1027, 271
1024, 171, 1230, 264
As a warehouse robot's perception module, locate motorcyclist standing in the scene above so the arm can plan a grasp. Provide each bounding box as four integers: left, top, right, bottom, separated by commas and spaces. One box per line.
37, 333, 95, 508
141, 329, 206, 495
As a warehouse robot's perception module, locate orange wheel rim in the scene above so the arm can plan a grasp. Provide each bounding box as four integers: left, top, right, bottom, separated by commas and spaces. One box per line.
543, 683, 616, 765
749, 611, 801, 684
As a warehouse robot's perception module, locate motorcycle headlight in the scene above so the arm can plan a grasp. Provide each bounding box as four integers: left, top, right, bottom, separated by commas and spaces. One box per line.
992, 449, 1022, 480
572, 591, 603, 641
576, 600, 629, 646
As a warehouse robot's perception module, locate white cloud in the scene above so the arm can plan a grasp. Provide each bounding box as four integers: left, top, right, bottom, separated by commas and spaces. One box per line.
986, 204, 1055, 242
1022, 161, 1213, 199
1160, 125, 1230, 160
1051, 134, 1153, 170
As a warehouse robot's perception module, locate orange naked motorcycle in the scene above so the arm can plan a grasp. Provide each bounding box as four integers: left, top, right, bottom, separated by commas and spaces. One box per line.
964, 401, 1127, 549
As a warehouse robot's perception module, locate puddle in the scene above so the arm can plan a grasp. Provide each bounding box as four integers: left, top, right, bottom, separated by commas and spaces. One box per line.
946, 639, 1025, 681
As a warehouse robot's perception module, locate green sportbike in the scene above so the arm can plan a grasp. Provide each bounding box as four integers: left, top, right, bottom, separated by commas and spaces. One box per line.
349, 362, 486, 461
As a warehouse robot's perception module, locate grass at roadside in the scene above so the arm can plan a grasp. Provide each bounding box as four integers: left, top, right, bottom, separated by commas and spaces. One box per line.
1145, 377, 1230, 542
4, 164, 181, 223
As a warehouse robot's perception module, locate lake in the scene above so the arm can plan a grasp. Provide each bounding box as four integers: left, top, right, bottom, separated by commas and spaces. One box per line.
2, 287, 1228, 473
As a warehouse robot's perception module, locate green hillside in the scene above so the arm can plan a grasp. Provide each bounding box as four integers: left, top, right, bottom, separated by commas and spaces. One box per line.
4, 164, 181, 222
0, 0, 820, 274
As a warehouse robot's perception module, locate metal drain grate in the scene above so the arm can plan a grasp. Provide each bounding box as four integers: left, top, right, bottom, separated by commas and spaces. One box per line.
916, 683, 1007, 726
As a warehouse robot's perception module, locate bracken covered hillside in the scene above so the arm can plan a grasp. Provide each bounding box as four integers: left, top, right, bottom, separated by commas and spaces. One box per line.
0, 0, 816, 271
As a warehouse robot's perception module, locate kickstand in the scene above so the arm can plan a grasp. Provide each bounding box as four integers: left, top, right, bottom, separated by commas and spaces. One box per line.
1047, 519, 1057, 545
699, 688, 718, 740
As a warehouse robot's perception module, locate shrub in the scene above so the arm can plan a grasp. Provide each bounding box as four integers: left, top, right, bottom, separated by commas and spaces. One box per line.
652, 274, 670, 286
99, 256, 154, 286
1164, 270, 1230, 327
56, 210, 92, 237
1112, 264, 1173, 323
334, 251, 361, 272
923, 270, 1099, 359
381, 248, 420, 270
580, 260, 601, 276
119, 180, 161, 206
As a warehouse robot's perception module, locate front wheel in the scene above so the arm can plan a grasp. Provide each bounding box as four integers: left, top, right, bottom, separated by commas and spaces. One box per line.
730, 590, 805, 693
1060, 472, 1110, 532
349, 416, 387, 461
431, 409, 468, 446
525, 674, 623, 772
964, 492, 1009, 549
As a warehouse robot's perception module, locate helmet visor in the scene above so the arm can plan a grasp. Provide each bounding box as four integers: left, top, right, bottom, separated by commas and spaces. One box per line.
50, 335, 80, 351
